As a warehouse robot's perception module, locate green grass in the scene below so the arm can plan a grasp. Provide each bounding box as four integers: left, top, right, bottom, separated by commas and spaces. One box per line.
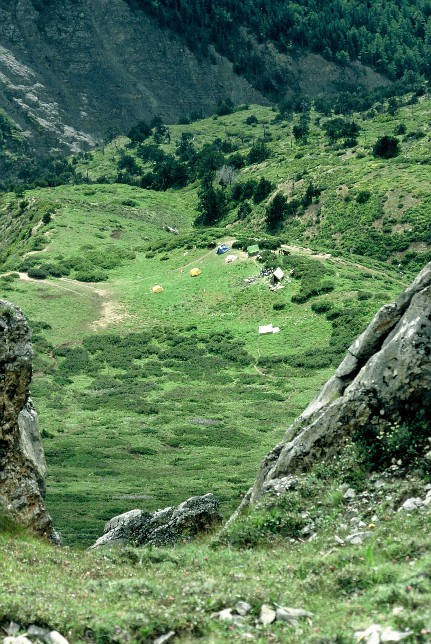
0, 473, 430, 642
3, 224, 404, 545
0, 95, 426, 545
1, 93, 431, 641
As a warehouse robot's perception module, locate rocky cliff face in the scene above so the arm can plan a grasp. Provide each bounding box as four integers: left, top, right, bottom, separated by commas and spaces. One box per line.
237, 262, 431, 511
0, 300, 55, 540
0, 0, 267, 155
0, 0, 387, 156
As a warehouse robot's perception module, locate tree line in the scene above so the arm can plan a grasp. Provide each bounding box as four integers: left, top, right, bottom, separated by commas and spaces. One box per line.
127, 0, 431, 93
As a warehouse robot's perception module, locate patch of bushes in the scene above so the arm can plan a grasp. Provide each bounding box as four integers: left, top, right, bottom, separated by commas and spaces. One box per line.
291, 280, 335, 304
75, 269, 108, 282
353, 408, 431, 470
311, 300, 333, 314
27, 267, 48, 279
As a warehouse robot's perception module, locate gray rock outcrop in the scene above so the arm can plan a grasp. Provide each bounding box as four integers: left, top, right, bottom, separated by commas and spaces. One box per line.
244, 261, 431, 506
91, 493, 221, 549
0, 300, 55, 540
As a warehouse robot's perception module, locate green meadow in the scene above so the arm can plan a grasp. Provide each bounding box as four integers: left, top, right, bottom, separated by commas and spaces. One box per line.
1, 94, 429, 546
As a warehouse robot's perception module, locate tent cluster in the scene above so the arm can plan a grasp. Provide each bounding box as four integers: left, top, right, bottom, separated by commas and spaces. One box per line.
151, 268, 201, 293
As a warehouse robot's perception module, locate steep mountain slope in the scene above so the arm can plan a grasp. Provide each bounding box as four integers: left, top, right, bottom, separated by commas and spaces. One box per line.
0, 0, 266, 156
0, 0, 389, 162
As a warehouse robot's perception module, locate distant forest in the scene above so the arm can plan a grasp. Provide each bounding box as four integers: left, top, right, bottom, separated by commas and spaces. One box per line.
129, 0, 431, 86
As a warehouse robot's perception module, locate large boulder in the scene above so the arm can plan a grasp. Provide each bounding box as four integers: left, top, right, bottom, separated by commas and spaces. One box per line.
91, 493, 221, 549
233, 261, 431, 513
0, 300, 56, 540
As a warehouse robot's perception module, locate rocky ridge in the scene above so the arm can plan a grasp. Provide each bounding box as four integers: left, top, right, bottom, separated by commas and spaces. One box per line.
230, 260, 431, 519
0, 0, 388, 157
0, 0, 266, 155
0, 300, 55, 541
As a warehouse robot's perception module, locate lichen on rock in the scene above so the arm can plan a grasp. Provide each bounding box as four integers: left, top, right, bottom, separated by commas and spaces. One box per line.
91, 493, 221, 549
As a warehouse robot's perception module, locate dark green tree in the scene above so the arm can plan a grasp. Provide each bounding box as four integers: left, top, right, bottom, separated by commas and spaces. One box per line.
266, 193, 288, 231
196, 180, 227, 226
127, 121, 151, 145
373, 135, 400, 159
253, 177, 273, 203
247, 139, 270, 164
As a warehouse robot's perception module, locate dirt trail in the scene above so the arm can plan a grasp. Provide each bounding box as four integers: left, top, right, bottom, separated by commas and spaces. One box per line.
14, 273, 129, 330
59, 278, 130, 329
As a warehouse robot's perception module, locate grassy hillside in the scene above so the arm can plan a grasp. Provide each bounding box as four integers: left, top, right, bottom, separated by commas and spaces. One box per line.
1, 184, 405, 545
1, 469, 430, 642
2, 95, 431, 545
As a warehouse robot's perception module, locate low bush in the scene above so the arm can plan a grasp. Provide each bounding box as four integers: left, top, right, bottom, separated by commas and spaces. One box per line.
27, 267, 48, 279
75, 269, 107, 282
291, 279, 335, 303
353, 408, 431, 470
311, 301, 333, 314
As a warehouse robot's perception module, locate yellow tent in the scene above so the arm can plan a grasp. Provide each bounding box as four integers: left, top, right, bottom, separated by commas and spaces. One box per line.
190, 268, 201, 277
151, 285, 164, 293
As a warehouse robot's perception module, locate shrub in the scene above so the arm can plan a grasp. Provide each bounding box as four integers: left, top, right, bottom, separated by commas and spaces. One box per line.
353, 408, 431, 470
27, 267, 48, 279
74, 269, 107, 282
247, 139, 270, 164
373, 136, 400, 159
216, 98, 234, 116
357, 290, 373, 300
311, 301, 333, 314
356, 190, 371, 203
291, 280, 335, 303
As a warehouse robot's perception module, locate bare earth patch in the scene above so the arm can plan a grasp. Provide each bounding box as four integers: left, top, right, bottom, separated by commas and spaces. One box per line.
90, 299, 129, 330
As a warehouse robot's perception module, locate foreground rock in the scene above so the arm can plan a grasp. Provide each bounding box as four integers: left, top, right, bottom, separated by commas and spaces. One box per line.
0, 301, 56, 541
232, 261, 431, 514
91, 493, 221, 548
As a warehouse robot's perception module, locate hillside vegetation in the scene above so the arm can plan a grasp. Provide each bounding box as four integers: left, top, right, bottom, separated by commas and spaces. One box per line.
1, 93, 431, 642
2, 94, 431, 545
129, 0, 431, 97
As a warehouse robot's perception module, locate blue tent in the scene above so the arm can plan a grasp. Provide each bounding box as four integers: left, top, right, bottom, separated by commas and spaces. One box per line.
216, 244, 230, 255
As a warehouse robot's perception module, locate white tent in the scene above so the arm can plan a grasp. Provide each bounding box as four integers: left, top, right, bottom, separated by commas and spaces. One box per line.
259, 324, 280, 335
273, 267, 284, 282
